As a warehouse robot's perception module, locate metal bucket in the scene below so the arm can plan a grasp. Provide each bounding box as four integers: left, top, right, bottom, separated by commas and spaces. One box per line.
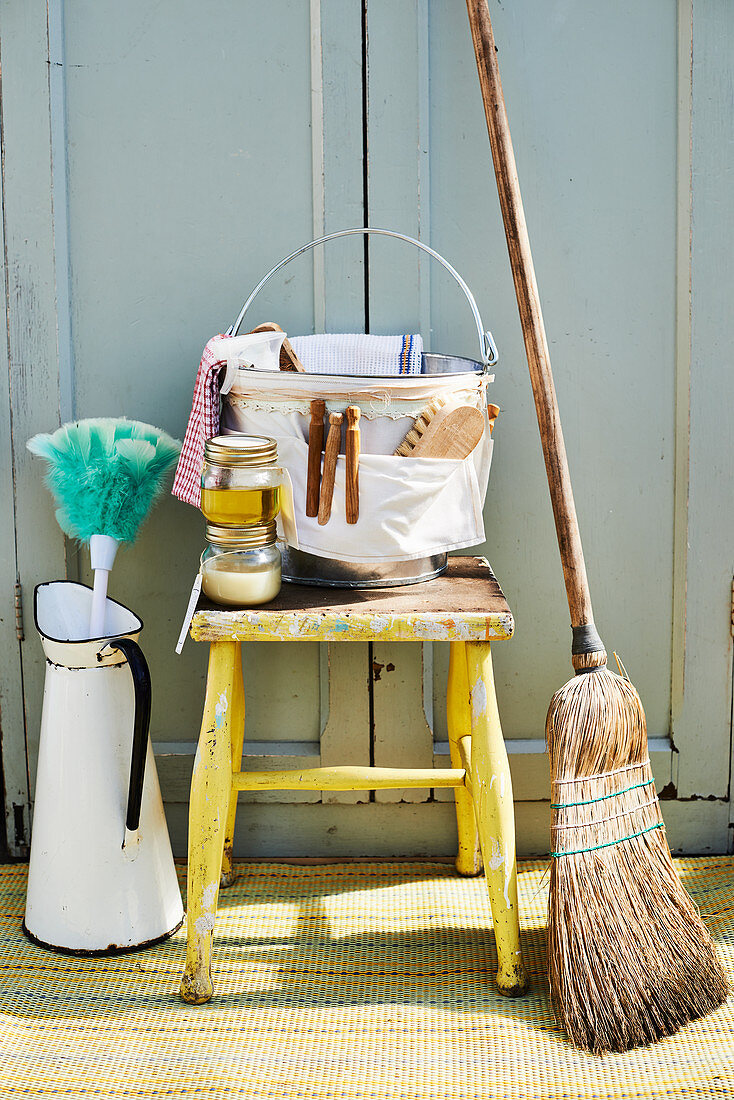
280, 543, 447, 588
227, 228, 497, 589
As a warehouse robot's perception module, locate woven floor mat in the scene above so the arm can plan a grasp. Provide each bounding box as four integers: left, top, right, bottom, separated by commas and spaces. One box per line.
0, 859, 733, 1099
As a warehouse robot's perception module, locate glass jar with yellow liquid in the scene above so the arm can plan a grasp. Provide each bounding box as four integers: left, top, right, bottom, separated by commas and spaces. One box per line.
201, 435, 282, 526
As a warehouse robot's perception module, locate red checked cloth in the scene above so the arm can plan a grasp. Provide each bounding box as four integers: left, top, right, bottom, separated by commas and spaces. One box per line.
172, 334, 233, 507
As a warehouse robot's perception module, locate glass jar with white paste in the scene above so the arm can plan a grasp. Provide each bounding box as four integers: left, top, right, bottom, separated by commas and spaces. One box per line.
201, 521, 281, 607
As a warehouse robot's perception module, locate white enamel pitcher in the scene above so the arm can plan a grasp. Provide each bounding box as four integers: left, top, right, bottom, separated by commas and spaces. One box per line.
24, 581, 184, 954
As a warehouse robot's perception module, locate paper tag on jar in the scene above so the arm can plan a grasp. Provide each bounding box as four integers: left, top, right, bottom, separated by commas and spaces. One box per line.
175, 573, 203, 655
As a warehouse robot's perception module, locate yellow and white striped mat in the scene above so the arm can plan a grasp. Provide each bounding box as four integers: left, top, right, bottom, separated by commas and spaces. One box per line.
0, 859, 732, 1099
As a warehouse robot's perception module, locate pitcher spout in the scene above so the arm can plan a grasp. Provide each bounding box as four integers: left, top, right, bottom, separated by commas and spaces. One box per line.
35, 581, 143, 668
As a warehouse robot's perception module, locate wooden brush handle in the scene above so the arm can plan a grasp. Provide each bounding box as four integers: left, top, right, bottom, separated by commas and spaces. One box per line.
467, 0, 604, 662
306, 399, 325, 517
248, 322, 305, 372
409, 405, 484, 460
345, 405, 360, 524
318, 413, 343, 526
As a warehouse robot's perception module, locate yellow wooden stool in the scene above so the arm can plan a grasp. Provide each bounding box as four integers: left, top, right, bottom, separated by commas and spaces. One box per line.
180, 557, 528, 1004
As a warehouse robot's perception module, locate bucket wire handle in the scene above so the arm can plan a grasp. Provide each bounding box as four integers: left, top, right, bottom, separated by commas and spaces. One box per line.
106, 637, 151, 836
227, 227, 498, 370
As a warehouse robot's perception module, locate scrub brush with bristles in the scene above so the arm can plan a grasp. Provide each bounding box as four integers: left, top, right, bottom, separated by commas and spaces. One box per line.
394, 397, 447, 457
28, 418, 181, 637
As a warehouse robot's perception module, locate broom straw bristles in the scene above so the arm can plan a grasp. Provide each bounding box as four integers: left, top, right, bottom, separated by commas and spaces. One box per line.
547, 664, 728, 1053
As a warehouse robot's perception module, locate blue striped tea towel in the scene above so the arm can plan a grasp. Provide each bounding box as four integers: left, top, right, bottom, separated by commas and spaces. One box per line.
289, 333, 423, 376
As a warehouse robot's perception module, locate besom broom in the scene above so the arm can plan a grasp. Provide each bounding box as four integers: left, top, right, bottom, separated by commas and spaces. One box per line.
465, 0, 728, 1053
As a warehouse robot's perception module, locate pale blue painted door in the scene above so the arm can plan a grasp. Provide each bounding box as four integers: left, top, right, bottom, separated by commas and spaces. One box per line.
0, 1, 732, 857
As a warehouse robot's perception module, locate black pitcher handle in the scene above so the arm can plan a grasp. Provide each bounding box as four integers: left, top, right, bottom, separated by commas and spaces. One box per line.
107, 637, 152, 833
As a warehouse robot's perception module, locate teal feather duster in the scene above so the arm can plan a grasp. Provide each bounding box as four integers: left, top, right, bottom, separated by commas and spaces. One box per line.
28, 418, 181, 635
27, 418, 181, 544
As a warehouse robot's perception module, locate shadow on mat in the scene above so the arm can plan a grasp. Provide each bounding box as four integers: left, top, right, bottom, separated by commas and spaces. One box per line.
0, 918, 554, 1032
1, 860, 730, 1032
0, 861, 553, 1030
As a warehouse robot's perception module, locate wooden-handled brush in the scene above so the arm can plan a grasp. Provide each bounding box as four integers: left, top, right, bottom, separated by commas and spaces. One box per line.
395, 400, 485, 460
467, 0, 728, 1053
345, 405, 360, 523
394, 398, 446, 457
306, 399, 326, 517
410, 406, 484, 459
318, 412, 343, 526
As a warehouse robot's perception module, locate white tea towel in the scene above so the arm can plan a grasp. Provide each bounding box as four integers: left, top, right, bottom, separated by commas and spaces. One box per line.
289, 333, 423, 376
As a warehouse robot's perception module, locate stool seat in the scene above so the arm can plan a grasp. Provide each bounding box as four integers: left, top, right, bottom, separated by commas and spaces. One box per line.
190, 556, 514, 643
180, 556, 529, 1006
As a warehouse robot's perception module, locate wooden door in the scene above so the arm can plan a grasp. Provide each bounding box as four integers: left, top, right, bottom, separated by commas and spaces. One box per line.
0, 0, 370, 858
1, 1, 733, 858
363, 0, 734, 855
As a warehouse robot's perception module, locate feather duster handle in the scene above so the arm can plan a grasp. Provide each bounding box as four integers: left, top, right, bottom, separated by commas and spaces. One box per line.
89, 534, 119, 637
28, 418, 181, 636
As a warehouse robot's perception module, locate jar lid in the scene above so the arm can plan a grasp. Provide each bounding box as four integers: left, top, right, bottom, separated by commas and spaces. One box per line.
206, 520, 278, 547
204, 434, 277, 466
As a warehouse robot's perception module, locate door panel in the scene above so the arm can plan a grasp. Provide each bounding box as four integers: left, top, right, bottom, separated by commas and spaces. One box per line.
62, 0, 318, 774
0, 162, 30, 855
424, 0, 678, 743
320, 643, 370, 805
365, 0, 682, 814
1, 0, 372, 854
2, 1, 732, 858
372, 642, 433, 803
0, 1, 70, 853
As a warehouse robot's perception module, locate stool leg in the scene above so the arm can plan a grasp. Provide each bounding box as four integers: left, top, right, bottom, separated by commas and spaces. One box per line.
465, 641, 528, 996
220, 641, 244, 889
447, 642, 482, 876
180, 641, 237, 1005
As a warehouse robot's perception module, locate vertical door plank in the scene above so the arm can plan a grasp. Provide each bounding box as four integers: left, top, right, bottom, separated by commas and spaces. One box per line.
365, 1, 434, 809
427, 0, 679, 752
53, 1, 367, 831
316, 0, 372, 809
365, 0, 429, 330
320, 0, 366, 332
675, 0, 734, 797
60, 2, 319, 781
320, 643, 371, 804
372, 642, 433, 803
238, 643, 321, 805
431, 643, 455, 803
0, 2, 68, 815
365, 0, 685, 813
0, 159, 30, 855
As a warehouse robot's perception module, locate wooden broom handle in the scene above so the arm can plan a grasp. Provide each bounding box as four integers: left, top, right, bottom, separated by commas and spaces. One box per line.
466, 0, 603, 657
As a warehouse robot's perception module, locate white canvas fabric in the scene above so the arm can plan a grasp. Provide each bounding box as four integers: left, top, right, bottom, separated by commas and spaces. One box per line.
221, 365, 493, 563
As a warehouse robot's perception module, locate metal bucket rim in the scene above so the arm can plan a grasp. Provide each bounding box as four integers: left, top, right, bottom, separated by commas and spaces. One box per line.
235, 352, 485, 382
